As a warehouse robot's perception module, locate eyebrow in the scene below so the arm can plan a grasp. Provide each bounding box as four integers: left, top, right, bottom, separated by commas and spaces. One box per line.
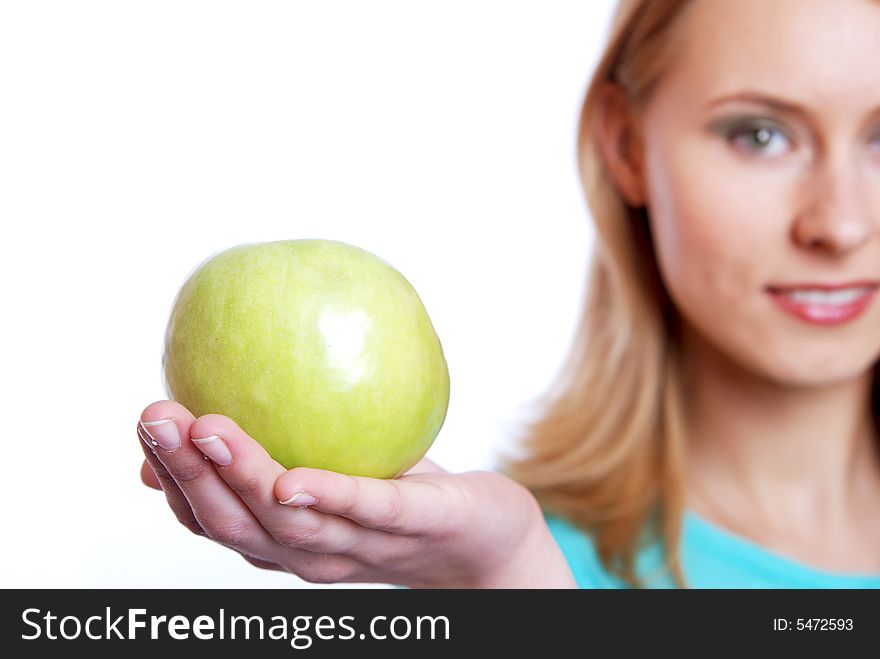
705, 91, 880, 123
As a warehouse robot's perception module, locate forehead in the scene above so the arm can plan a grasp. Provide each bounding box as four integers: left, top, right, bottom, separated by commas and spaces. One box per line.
661, 0, 880, 109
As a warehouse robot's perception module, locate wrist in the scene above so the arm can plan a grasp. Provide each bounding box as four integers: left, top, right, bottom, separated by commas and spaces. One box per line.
472, 505, 576, 589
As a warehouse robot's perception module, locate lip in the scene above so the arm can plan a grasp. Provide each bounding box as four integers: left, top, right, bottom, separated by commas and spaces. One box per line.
765, 283, 878, 326
767, 281, 879, 292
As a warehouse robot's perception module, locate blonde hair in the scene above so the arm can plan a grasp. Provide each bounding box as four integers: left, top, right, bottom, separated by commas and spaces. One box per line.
501, 0, 880, 588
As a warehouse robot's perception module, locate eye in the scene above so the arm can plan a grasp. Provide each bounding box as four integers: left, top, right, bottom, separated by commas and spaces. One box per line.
725, 120, 792, 157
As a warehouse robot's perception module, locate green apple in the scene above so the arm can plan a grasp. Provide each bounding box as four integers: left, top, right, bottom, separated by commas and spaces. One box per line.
162, 239, 450, 478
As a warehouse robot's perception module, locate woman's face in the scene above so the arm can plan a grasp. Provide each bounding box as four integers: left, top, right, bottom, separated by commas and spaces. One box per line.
638, 0, 880, 386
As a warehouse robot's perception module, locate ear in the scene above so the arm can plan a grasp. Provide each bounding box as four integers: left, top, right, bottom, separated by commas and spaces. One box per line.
594, 82, 647, 207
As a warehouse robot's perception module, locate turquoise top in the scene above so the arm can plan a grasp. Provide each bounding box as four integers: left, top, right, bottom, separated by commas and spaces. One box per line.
546, 510, 880, 588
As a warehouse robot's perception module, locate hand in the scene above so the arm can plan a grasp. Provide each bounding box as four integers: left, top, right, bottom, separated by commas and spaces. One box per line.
137, 400, 576, 588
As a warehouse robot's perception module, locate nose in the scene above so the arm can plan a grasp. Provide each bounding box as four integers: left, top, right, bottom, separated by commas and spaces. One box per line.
791, 156, 878, 255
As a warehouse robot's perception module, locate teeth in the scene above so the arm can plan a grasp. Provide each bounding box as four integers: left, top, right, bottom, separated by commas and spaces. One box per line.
782, 287, 870, 305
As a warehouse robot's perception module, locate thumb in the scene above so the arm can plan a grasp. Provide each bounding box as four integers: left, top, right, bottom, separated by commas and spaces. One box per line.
402, 457, 446, 476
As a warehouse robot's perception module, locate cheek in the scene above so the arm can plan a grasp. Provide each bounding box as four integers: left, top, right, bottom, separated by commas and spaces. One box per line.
645, 148, 779, 318
643, 141, 806, 378
643, 142, 880, 382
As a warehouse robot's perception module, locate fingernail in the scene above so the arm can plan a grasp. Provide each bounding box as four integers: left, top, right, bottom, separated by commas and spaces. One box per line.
137, 425, 156, 454
140, 419, 180, 451
279, 491, 318, 507
191, 434, 233, 466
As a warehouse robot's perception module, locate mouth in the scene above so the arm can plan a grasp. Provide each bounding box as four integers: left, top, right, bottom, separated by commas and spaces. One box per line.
765, 281, 878, 326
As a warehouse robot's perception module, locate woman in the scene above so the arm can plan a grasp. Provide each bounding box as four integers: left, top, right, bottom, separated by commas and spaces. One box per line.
137, 0, 880, 587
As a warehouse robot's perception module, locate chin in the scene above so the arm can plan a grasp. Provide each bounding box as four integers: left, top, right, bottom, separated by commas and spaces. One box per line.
748, 349, 876, 390
680, 310, 878, 390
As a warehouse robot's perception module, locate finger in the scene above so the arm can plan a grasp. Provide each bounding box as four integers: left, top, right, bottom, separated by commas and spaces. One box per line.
274, 467, 463, 535
187, 414, 372, 555
140, 418, 361, 583
139, 400, 282, 560
140, 460, 162, 490
241, 554, 283, 571
138, 423, 206, 537
140, 403, 365, 584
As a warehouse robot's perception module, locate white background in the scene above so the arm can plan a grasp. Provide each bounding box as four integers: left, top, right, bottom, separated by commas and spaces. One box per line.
0, 1, 612, 588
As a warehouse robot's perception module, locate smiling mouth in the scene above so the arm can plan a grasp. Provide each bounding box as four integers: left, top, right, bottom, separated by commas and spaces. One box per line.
765, 282, 878, 326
